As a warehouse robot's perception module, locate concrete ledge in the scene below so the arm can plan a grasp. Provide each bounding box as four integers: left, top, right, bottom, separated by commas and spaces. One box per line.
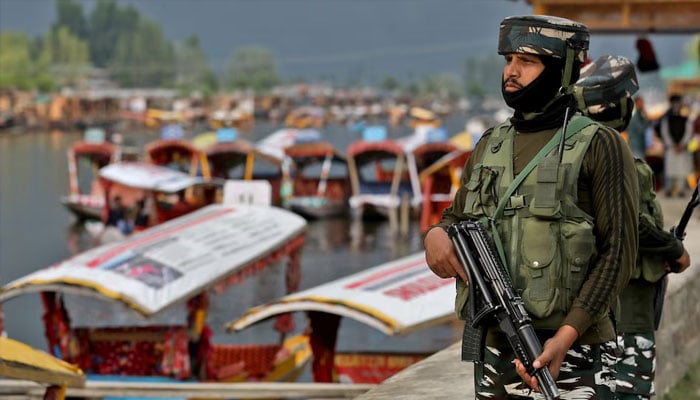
357, 196, 700, 399
655, 245, 700, 395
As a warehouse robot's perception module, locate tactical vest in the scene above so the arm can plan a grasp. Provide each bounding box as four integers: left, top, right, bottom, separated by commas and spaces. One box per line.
455, 115, 600, 329
634, 158, 667, 282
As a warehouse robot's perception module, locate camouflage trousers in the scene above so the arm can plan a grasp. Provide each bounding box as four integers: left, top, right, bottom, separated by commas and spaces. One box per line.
615, 332, 656, 400
473, 340, 617, 399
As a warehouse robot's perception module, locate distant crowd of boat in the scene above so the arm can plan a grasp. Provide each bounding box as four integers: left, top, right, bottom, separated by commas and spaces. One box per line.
0, 103, 499, 397
61, 103, 497, 244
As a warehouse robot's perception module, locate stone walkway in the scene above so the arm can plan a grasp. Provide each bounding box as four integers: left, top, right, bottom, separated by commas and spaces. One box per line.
356, 195, 700, 399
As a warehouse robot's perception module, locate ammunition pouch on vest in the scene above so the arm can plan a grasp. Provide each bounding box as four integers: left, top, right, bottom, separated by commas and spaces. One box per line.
455, 116, 600, 329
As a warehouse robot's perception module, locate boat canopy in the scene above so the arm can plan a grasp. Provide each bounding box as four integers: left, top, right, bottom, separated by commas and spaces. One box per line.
284, 141, 345, 161
99, 162, 209, 193
145, 139, 199, 162
70, 141, 119, 160
346, 140, 404, 159
256, 128, 324, 161
227, 252, 455, 336
0, 204, 307, 316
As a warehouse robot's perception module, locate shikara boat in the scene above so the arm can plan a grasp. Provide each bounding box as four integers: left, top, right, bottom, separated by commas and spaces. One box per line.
257, 128, 350, 218
227, 252, 458, 384
193, 128, 285, 205
209, 108, 255, 133
61, 128, 120, 221
144, 125, 208, 177
0, 204, 311, 385
415, 125, 478, 233
284, 106, 326, 129
346, 126, 422, 222
255, 128, 330, 209
90, 162, 221, 243
144, 137, 206, 176
418, 149, 471, 233
282, 140, 351, 219
0, 336, 85, 400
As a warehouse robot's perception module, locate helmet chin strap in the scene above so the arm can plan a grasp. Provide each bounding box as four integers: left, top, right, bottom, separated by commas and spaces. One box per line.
562, 47, 576, 92
557, 47, 578, 163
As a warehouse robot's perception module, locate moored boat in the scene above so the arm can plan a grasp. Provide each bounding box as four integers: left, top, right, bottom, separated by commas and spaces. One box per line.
418, 149, 471, 233
61, 127, 120, 221
89, 161, 221, 244
283, 140, 351, 219
0, 204, 311, 385
346, 126, 422, 223
145, 138, 206, 176
284, 106, 327, 129
255, 128, 326, 207
193, 128, 285, 205
227, 251, 457, 384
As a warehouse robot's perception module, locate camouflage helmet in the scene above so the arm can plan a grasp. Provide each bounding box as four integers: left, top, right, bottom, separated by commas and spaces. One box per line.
574, 54, 639, 130
575, 54, 639, 110
498, 15, 590, 64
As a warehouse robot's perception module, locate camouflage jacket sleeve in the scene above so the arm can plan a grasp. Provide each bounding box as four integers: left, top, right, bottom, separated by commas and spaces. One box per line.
562, 127, 639, 336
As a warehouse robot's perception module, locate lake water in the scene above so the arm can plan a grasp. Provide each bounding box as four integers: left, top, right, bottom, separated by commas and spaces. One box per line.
0, 117, 469, 381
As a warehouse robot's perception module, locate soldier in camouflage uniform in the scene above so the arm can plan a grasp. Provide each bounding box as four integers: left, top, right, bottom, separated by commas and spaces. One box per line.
424, 15, 640, 399
575, 54, 692, 400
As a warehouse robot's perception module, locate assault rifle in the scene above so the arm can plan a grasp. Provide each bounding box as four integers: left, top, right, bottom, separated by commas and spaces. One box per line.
654, 185, 700, 328
670, 185, 699, 246
448, 220, 560, 400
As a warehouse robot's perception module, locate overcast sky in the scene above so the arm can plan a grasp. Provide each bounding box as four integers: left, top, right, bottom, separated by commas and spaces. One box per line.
0, 0, 695, 82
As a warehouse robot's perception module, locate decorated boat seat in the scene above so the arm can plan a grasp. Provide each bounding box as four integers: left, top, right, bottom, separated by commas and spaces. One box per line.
75, 326, 189, 378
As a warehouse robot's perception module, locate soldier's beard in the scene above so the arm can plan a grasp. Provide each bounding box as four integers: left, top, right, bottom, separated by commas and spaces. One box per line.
501, 58, 563, 113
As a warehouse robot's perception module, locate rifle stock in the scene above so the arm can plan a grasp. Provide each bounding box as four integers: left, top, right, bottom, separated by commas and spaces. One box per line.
448, 220, 560, 400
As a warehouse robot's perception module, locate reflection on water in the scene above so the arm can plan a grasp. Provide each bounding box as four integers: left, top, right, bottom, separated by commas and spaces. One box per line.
0, 124, 463, 381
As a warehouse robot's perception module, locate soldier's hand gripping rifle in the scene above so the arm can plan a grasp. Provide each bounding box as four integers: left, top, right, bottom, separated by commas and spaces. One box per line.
448, 220, 560, 400
654, 185, 699, 328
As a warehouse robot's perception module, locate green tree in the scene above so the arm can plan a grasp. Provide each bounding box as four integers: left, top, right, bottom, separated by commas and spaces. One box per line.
380, 76, 401, 93
110, 18, 175, 87
0, 32, 36, 89
419, 73, 462, 99
224, 47, 279, 92
52, 0, 88, 39
88, 0, 140, 68
174, 35, 218, 96
41, 26, 91, 87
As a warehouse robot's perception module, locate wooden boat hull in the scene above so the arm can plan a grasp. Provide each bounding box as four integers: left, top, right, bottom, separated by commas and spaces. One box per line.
288, 196, 348, 219
60, 194, 104, 221
334, 352, 429, 384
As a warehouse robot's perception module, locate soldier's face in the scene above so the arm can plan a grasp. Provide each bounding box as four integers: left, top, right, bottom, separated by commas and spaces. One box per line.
502, 53, 545, 93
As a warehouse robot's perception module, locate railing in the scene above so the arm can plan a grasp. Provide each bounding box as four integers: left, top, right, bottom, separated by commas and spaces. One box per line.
0, 380, 376, 399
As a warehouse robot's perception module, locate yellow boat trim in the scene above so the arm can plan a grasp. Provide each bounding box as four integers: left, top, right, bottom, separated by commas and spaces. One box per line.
0, 337, 85, 387
7, 277, 147, 315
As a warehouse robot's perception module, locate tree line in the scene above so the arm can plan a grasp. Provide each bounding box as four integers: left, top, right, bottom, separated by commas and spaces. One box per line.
0, 0, 556, 99
0, 0, 280, 96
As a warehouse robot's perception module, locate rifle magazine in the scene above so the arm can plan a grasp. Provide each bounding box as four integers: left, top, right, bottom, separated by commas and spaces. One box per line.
461, 323, 485, 362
